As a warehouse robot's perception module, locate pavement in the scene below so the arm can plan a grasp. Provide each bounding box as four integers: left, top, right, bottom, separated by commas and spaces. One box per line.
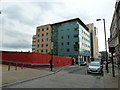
1, 64, 69, 87
103, 63, 119, 88
1, 64, 120, 88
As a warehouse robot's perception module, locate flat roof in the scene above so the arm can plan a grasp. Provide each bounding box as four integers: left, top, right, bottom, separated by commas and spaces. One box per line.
36, 18, 89, 31
52, 18, 89, 31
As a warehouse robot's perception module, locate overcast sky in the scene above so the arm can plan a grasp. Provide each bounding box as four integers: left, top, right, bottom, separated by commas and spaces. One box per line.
1, 0, 116, 52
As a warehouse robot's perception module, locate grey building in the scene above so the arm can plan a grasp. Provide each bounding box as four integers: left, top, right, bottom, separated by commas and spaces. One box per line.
86, 23, 99, 58
108, 0, 120, 65
51, 18, 91, 62
32, 18, 91, 62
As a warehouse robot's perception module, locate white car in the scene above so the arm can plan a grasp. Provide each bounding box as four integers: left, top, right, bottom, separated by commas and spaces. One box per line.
87, 61, 103, 74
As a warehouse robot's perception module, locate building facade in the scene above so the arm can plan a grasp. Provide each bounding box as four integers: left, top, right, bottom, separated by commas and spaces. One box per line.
32, 35, 36, 52
86, 23, 99, 58
108, 0, 120, 65
32, 24, 52, 54
32, 18, 91, 62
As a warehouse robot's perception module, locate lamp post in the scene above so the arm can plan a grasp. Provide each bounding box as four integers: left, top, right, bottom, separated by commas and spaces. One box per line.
50, 41, 54, 71
96, 18, 109, 73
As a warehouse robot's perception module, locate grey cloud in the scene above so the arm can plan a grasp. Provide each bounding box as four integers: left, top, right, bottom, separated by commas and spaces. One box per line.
33, 2, 53, 11
33, 2, 64, 11
4, 29, 31, 39
2, 28, 32, 49
3, 39, 31, 49
31, 2, 65, 24
2, 2, 65, 27
3, 5, 22, 19
3, 5, 23, 22
3, 4, 38, 26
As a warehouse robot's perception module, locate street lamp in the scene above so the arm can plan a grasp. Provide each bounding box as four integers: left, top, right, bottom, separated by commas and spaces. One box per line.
50, 41, 54, 71
96, 18, 109, 73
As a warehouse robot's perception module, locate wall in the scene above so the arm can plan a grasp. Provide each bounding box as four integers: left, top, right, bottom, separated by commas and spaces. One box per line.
1, 51, 72, 68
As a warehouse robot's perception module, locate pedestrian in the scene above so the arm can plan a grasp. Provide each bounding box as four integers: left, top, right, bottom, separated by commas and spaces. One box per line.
72, 57, 75, 65
49, 59, 52, 71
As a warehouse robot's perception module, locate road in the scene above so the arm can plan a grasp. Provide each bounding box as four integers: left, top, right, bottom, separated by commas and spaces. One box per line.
3, 65, 104, 88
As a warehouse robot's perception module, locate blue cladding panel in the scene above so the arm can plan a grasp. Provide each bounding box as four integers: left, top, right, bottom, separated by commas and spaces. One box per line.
56, 20, 91, 57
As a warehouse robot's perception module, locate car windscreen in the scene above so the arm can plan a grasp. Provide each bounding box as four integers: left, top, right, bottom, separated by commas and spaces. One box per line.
89, 62, 100, 66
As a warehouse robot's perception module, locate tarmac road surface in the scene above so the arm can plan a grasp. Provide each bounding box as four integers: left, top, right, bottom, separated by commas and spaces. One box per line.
3, 65, 104, 88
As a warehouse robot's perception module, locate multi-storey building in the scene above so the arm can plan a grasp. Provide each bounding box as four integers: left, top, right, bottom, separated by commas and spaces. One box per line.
32, 35, 36, 52
32, 24, 52, 54
108, 0, 120, 65
32, 18, 91, 62
86, 23, 99, 58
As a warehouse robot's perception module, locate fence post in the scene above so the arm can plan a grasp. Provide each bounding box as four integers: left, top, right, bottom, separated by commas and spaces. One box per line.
111, 52, 115, 77
8, 63, 11, 71
21, 64, 23, 69
15, 63, 17, 70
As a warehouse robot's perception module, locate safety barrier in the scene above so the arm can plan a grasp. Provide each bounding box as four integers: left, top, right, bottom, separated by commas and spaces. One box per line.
0, 51, 72, 68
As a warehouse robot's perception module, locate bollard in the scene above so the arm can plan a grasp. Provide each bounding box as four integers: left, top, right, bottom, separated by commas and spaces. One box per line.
111, 52, 115, 77
21, 64, 23, 69
49, 59, 53, 71
15, 63, 17, 70
8, 63, 11, 71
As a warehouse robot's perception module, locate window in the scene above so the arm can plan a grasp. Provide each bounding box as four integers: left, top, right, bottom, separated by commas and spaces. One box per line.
82, 30, 83, 33
74, 48, 78, 51
46, 44, 48, 47
74, 42, 79, 51
38, 34, 40, 37
46, 27, 49, 30
84, 32, 85, 34
46, 38, 48, 41
32, 48, 35, 50
46, 49, 48, 53
38, 39, 40, 42
74, 27, 78, 31
32, 45, 35, 47
82, 43, 84, 46
37, 44, 39, 47
33, 37, 36, 40
67, 42, 69, 45
37, 50, 39, 52
61, 49, 63, 51
68, 35, 70, 39
42, 39, 44, 42
38, 29, 40, 32
74, 42, 79, 45
61, 36, 64, 39
41, 44, 44, 47
61, 43, 64, 45
32, 41, 36, 43
42, 34, 44, 36
42, 28, 44, 31
41, 50, 43, 52
46, 33, 48, 36
74, 34, 79, 38
82, 36, 83, 39
67, 49, 70, 52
